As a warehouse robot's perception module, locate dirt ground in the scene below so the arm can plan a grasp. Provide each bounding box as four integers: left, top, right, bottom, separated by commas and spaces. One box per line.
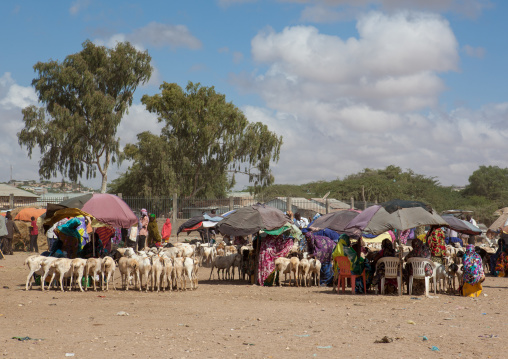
0, 251, 506, 359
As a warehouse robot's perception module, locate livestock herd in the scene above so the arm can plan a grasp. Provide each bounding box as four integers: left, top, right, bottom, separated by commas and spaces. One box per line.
23, 241, 249, 293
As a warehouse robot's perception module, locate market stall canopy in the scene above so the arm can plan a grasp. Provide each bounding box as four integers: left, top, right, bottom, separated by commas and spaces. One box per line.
14, 208, 46, 222
45, 193, 136, 229
345, 199, 447, 236
216, 203, 289, 237
43, 208, 95, 228
307, 210, 360, 234
81, 194, 137, 228
488, 207, 508, 231
442, 214, 481, 235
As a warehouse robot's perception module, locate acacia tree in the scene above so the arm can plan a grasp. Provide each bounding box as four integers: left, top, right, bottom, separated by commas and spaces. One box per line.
17, 40, 152, 193
110, 81, 283, 197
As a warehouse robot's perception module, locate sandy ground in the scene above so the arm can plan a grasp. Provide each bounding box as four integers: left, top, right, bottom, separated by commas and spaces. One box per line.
0, 251, 507, 359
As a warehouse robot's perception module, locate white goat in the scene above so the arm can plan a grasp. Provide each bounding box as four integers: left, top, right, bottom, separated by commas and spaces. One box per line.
118, 257, 139, 291
308, 258, 322, 286
85, 258, 102, 291
69, 258, 87, 292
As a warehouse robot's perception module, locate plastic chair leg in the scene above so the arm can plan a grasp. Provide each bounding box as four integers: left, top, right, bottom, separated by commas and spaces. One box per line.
397, 276, 402, 296
409, 276, 413, 295
380, 277, 385, 295
424, 277, 430, 297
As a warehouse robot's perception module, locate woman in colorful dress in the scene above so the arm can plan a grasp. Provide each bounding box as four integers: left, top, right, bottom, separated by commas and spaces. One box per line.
426, 226, 447, 264
305, 231, 336, 286
462, 244, 485, 296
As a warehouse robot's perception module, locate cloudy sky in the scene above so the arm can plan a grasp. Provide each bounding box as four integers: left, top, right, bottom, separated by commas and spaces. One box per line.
1, 0, 507, 190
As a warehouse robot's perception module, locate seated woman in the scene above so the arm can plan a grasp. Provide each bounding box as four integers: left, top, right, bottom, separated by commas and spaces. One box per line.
403, 238, 433, 294
305, 232, 336, 286
332, 234, 366, 293
371, 238, 398, 289
462, 244, 485, 296
426, 226, 447, 265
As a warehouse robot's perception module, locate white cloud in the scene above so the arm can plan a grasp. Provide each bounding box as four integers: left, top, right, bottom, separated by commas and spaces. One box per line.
229, 11, 508, 188
463, 44, 486, 58
69, 0, 90, 15
94, 22, 202, 51
288, 0, 492, 21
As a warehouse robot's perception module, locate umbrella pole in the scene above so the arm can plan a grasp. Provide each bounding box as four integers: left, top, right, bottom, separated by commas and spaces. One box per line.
397, 230, 403, 296
93, 228, 95, 258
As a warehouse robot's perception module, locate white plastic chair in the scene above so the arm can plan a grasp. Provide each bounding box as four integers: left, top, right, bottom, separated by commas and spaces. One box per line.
376, 257, 402, 296
407, 258, 436, 297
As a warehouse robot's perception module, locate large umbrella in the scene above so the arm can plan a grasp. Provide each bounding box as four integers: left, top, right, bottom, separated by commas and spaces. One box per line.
307, 210, 360, 234
216, 203, 289, 237
442, 214, 481, 235
345, 199, 447, 236
45, 193, 137, 228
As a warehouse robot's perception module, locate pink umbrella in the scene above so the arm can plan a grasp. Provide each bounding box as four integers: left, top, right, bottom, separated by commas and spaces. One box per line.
82, 194, 138, 228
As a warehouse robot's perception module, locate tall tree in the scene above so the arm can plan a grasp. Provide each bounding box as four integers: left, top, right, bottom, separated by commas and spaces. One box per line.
17, 40, 152, 193
110, 82, 283, 197
464, 165, 508, 201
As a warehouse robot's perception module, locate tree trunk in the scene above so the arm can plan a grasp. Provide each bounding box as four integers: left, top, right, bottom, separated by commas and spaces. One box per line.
100, 171, 108, 193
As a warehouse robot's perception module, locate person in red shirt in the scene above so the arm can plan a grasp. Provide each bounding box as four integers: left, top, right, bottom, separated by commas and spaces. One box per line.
29, 216, 39, 253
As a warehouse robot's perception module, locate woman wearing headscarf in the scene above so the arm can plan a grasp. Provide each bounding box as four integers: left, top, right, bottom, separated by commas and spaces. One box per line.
426, 226, 447, 265
494, 237, 508, 277
161, 218, 172, 243
138, 209, 149, 251
371, 238, 397, 288
332, 234, 366, 292
147, 213, 162, 247
462, 244, 485, 296
403, 237, 433, 294
305, 232, 336, 286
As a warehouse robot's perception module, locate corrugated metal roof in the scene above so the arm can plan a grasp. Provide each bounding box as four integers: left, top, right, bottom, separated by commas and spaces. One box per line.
0, 184, 39, 198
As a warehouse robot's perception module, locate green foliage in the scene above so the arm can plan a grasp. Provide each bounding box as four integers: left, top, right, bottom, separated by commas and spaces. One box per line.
110, 82, 282, 197
17, 40, 152, 193
463, 166, 508, 201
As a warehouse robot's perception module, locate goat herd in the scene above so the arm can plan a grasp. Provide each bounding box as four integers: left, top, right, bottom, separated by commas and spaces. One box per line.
23, 241, 251, 293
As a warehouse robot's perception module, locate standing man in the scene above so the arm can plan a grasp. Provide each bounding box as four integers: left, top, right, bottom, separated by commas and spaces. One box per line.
138, 209, 149, 251
4, 212, 20, 255
0, 215, 7, 256
29, 216, 39, 253
466, 213, 478, 245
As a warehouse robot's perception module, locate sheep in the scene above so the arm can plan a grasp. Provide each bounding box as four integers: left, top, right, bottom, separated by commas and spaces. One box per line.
162, 247, 182, 260
209, 254, 240, 280
40, 257, 59, 291
50, 258, 73, 292
161, 255, 174, 292
274, 257, 291, 287
298, 258, 310, 287
308, 258, 322, 286
24, 255, 45, 291
150, 255, 164, 292
118, 257, 139, 291
183, 257, 196, 290
173, 257, 185, 291
447, 263, 463, 294
289, 257, 300, 287
69, 258, 87, 292
84, 258, 102, 291
200, 246, 216, 267
101, 256, 116, 291
225, 245, 237, 255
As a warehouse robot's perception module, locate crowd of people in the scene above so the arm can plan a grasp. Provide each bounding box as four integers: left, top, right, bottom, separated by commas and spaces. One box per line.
255, 210, 494, 296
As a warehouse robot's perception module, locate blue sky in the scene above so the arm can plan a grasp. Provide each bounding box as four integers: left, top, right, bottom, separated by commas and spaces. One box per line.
1, 0, 507, 191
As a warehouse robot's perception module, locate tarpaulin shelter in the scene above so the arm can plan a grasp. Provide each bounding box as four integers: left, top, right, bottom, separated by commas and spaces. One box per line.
345, 200, 447, 236
14, 208, 46, 222
216, 203, 289, 237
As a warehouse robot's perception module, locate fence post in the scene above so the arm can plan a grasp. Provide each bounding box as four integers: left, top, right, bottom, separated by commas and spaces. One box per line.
350, 197, 354, 210
229, 196, 234, 211
326, 198, 330, 214
286, 197, 292, 214
172, 193, 178, 236
117, 193, 122, 199
9, 193, 14, 208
